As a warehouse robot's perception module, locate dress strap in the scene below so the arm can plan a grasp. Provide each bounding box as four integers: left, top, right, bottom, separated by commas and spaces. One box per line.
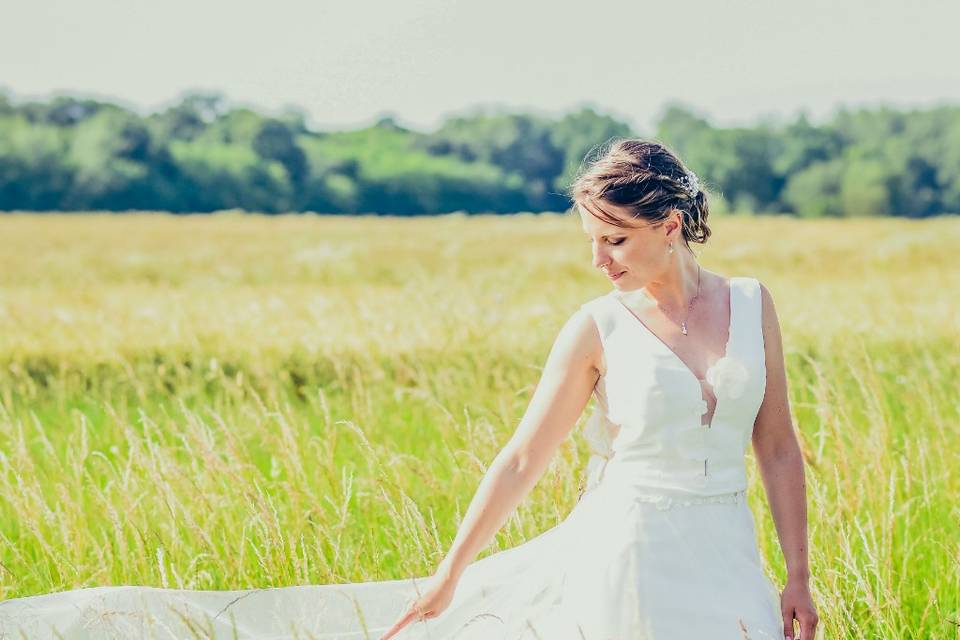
728, 276, 764, 357
578, 295, 618, 350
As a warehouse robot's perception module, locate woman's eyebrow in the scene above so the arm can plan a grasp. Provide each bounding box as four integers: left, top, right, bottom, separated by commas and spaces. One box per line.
583, 231, 625, 238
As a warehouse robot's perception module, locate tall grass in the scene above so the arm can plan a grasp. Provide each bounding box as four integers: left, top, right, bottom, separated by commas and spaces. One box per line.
0, 211, 957, 639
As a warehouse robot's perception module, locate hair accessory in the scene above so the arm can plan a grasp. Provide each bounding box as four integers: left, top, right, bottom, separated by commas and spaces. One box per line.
658, 170, 700, 198
677, 171, 700, 198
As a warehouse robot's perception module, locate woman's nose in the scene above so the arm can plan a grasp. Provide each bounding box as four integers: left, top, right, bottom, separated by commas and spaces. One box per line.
592, 247, 610, 269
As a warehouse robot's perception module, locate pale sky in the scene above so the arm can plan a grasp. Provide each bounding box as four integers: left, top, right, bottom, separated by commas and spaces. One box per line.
2, 0, 958, 133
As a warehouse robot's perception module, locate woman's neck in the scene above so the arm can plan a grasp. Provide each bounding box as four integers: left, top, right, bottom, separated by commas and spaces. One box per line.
618, 247, 702, 315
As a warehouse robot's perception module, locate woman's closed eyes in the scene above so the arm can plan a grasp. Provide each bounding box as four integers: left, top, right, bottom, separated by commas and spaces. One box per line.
587, 238, 625, 246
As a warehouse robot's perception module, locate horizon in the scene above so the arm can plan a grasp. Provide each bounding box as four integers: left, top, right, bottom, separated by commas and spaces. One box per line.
4, 84, 959, 136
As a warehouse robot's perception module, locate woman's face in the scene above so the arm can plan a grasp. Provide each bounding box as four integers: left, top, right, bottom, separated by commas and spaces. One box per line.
579, 202, 683, 290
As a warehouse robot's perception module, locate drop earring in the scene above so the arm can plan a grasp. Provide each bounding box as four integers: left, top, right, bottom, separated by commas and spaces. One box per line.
668, 242, 674, 254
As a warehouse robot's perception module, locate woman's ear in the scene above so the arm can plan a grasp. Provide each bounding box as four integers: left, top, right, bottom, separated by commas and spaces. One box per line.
663, 208, 683, 241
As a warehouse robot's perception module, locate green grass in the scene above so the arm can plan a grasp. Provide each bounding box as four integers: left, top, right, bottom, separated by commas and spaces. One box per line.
0, 211, 957, 639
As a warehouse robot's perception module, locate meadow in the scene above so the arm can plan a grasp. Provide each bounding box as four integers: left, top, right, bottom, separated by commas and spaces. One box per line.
0, 211, 957, 639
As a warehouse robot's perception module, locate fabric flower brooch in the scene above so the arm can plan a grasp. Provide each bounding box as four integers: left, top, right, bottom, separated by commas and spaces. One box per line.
704, 355, 750, 401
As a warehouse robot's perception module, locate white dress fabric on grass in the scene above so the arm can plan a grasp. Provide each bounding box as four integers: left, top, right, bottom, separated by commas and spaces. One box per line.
0, 276, 784, 639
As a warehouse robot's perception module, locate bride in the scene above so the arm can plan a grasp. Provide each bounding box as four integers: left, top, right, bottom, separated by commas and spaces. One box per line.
0, 139, 819, 640
378, 139, 819, 640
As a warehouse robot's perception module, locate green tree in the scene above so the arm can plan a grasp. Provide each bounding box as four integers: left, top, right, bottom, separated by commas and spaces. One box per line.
0, 115, 73, 209
253, 119, 308, 186
840, 157, 892, 216
421, 111, 566, 210
782, 159, 844, 218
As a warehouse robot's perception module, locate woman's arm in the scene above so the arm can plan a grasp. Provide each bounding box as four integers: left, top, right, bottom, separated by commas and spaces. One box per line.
751, 282, 819, 640
380, 308, 602, 638
434, 307, 601, 583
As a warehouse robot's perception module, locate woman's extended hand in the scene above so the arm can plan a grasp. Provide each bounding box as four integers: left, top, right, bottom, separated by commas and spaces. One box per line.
378, 571, 458, 640
780, 575, 819, 639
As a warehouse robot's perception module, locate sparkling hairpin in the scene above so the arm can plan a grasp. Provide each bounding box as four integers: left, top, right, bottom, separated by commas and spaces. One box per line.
678, 172, 700, 198
658, 171, 700, 198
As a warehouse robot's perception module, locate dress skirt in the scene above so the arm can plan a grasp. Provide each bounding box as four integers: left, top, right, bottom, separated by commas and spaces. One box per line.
0, 480, 784, 640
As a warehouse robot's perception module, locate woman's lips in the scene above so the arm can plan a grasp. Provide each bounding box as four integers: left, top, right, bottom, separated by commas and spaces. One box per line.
609, 270, 625, 281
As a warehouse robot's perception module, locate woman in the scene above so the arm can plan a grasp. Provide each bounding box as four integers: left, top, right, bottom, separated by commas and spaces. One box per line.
378, 139, 818, 639
0, 139, 818, 639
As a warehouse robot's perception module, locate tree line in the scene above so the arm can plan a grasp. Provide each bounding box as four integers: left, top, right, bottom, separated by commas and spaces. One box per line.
1, 90, 957, 217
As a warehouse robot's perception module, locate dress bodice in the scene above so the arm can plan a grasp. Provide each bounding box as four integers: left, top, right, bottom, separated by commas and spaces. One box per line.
578, 276, 767, 503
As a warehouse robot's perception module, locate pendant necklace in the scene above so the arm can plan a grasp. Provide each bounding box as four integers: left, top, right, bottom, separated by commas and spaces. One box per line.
678, 264, 701, 336
615, 264, 702, 335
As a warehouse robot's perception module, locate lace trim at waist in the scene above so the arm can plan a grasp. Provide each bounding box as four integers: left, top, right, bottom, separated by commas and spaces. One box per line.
627, 488, 746, 510
577, 480, 747, 510
579, 484, 747, 511
578, 453, 748, 510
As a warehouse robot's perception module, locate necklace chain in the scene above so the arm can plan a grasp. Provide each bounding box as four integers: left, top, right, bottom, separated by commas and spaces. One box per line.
677, 264, 702, 336
614, 264, 702, 336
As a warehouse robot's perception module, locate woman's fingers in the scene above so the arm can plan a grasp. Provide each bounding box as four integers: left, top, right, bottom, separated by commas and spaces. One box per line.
379, 598, 438, 640
782, 606, 795, 640
797, 609, 819, 638
379, 574, 457, 639
378, 604, 422, 640
782, 603, 819, 639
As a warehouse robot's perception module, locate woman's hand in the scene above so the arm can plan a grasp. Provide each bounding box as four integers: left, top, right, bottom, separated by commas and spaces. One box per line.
378, 571, 458, 640
780, 575, 818, 639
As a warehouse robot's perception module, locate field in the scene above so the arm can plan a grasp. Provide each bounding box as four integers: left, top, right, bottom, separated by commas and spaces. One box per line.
0, 211, 957, 639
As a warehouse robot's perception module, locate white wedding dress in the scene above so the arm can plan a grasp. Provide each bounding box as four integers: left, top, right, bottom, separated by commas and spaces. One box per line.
0, 276, 784, 639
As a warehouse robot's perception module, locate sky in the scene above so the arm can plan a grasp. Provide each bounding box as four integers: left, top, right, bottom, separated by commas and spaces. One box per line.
2, 0, 958, 134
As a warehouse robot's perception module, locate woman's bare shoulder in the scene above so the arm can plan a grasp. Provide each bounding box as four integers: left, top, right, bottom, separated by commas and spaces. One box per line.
564, 299, 607, 379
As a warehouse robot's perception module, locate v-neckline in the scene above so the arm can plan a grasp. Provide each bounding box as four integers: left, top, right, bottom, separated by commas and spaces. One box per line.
610, 277, 737, 425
